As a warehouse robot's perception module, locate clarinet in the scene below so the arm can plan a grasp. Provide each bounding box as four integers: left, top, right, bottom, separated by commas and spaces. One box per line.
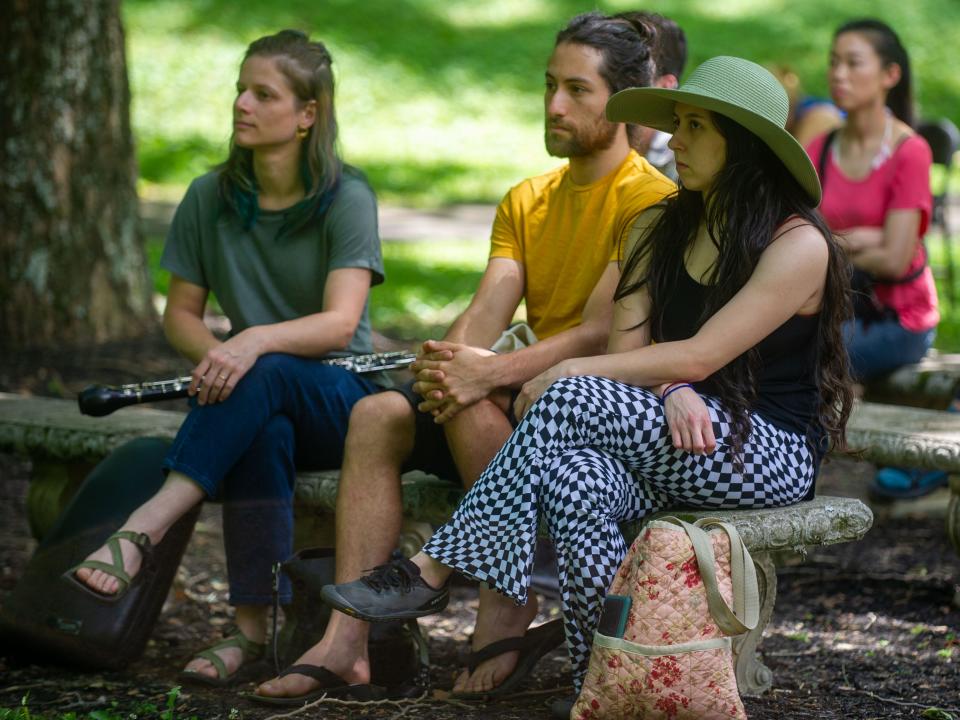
78, 350, 416, 417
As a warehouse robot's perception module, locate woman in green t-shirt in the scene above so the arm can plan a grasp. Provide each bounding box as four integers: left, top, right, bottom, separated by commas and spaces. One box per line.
68, 30, 385, 685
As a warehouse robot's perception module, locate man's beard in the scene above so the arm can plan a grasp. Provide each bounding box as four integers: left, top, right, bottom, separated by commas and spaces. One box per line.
544, 115, 619, 158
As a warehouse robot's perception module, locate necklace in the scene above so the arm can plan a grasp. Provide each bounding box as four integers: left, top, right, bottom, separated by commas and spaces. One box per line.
832, 109, 894, 171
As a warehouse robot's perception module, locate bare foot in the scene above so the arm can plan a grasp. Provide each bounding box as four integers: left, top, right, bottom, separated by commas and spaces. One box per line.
256, 615, 370, 698
75, 473, 203, 595
452, 589, 540, 695
74, 531, 148, 595
183, 645, 245, 680
183, 608, 266, 681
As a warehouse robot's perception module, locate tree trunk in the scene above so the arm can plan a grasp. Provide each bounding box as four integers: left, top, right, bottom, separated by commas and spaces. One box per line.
0, 0, 155, 348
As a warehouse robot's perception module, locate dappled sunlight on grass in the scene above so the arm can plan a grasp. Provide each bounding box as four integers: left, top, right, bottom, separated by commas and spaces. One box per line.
124, 0, 960, 206
128, 0, 960, 345
370, 240, 488, 340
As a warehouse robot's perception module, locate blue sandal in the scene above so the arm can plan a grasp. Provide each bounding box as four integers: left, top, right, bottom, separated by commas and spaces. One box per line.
870, 466, 949, 500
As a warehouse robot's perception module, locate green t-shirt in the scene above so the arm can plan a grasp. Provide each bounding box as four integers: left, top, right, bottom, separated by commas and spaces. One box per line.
161, 168, 384, 356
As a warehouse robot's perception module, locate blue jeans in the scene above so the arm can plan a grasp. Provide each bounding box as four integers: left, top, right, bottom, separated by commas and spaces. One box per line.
844, 317, 935, 383
162, 353, 380, 605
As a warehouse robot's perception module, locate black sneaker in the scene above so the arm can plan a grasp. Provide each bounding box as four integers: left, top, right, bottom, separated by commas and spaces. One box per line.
321, 557, 449, 622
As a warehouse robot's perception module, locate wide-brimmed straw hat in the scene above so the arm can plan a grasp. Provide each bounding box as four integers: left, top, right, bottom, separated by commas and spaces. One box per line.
606, 55, 821, 205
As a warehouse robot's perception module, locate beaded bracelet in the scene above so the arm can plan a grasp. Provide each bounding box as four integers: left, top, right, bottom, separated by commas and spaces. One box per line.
661, 383, 694, 403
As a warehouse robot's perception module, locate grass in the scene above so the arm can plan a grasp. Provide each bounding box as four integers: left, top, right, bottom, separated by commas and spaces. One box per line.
128, 0, 960, 348
0, 687, 202, 720
925, 231, 960, 351
124, 0, 960, 206
369, 240, 488, 340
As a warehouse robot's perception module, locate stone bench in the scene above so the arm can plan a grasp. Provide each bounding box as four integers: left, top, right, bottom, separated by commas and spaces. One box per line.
0, 391, 875, 697
844, 399, 960, 556
0, 392, 456, 551
864, 351, 960, 409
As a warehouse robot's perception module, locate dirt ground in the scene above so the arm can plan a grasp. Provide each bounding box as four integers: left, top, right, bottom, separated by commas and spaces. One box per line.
1, 331, 960, 719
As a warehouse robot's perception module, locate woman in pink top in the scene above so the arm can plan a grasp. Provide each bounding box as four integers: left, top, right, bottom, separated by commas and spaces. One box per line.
807, 19, 937, 383
808, 19, 941, 500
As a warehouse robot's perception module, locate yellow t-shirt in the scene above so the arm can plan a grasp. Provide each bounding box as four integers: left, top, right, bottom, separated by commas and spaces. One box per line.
489, 151, 675, 340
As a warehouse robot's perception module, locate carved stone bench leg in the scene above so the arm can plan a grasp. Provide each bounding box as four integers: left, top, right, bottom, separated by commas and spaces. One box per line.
949, 476, 960, 608
732, 551, 776, 696
26, 459, 95, 539
948, 475, 960, 557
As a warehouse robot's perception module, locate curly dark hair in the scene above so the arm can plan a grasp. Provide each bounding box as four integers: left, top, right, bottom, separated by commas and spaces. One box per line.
615, 111, 853, 464
555, 12, 657, 151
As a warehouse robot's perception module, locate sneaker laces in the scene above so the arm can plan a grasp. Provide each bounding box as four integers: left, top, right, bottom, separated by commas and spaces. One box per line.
361, 559, 419, 594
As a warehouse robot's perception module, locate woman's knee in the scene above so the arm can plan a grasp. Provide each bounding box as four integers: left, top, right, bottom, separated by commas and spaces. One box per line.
225, 353, 299, 397
539, 375, 588, 405
538, 375, 650, 411
540, 451, 618, 524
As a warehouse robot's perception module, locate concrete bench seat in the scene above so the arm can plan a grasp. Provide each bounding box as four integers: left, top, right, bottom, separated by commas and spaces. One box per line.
0, 391, 878, 696
864, 350, 960, 409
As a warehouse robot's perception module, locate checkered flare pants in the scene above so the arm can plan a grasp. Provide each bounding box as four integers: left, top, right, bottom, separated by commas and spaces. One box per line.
422, 375, 815, 685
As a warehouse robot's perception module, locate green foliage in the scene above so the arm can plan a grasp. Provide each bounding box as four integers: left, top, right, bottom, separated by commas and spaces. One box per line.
124, 0, 960, 205
0, 689, 200, 720
128, 0, 960, 346
926, 232, 960, 351
370, 241, 488, 340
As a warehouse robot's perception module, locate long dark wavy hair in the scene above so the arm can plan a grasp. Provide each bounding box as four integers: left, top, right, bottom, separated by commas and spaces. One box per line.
219, 30, 342, 231
834, 19, 914, 127
615, 112, 854, 463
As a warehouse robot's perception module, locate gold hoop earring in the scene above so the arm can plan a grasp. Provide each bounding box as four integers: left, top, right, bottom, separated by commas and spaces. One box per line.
296, 126, 309, 140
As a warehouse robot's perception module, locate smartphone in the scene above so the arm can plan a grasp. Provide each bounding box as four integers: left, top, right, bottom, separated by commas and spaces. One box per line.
597, 593, 631, 638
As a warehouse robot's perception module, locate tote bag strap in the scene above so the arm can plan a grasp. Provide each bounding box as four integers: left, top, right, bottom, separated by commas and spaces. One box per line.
658, 516, 759, 636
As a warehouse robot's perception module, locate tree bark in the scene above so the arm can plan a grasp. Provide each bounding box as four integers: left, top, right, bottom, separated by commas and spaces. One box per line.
0, 0, 155, 348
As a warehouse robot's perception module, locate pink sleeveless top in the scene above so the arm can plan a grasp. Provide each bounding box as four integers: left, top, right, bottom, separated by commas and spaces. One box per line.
806, 133, 938, 333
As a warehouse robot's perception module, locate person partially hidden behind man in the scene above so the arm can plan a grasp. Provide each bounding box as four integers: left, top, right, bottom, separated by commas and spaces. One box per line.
254, 11, 676, 705
630, 11, 688, 180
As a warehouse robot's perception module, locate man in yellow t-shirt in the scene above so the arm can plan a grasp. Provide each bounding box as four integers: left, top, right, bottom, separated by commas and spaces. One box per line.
256, 11, 676, 705
490, 152, 670, 341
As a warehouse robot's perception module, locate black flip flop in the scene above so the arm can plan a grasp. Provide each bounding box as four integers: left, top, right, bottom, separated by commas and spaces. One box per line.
451, 618, 566, 700
246, 664, 385, 707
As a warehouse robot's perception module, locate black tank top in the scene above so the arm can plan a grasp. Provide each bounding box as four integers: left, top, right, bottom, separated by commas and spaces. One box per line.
656, 267, 824, 456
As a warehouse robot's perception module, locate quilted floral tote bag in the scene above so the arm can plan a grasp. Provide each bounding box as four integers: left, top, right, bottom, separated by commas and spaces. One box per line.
572, 517, 759, 720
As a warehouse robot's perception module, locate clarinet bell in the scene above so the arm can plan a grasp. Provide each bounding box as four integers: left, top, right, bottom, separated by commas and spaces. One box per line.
77, 385, 124, 417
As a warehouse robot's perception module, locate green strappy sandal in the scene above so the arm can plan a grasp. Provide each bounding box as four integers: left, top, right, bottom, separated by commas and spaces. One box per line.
64, 530, 152, 601
179, 630, 266, 687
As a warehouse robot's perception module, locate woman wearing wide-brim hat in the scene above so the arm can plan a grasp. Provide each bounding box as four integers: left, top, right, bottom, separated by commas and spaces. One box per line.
318, 56, 855, 691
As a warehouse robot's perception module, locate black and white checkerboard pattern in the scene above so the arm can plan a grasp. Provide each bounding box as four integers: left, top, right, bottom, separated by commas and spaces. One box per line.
423, 375, 814, 684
